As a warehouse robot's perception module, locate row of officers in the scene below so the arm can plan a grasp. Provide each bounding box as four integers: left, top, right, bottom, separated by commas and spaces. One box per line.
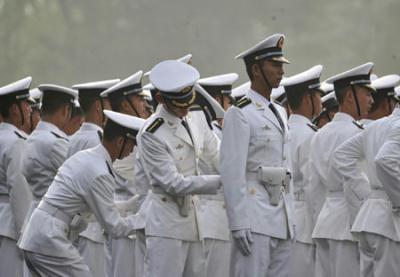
1, 33, 400, 277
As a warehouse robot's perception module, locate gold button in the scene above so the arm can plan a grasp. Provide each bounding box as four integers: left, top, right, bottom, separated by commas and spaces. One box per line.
249, 188, 256, 195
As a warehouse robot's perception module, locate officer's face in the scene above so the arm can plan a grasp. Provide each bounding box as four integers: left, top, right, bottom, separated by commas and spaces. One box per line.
127, 95, 148, 118
214, 95, 232, 111
258, 60, 285, 88
310, 91, 322, 117
165, 102, 190, 118
355, 86, 374, 117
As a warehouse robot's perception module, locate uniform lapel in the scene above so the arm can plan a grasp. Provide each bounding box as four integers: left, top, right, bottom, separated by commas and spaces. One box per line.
159, 106, 194, 147
262, 103, 284, 134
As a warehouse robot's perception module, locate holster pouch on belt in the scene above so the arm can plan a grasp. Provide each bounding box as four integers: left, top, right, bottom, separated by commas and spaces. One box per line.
176, 195, 190, 217
257, 166, 290, 206
68, 214, 89, 242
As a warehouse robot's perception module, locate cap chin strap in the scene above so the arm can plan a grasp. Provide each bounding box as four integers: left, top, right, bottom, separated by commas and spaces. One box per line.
118, 136, 127, 160
125, 95, 140, 118
17, 102, 24, 127
29, 112, 34, 133
309, 93, 315, 119
387, 97, 393, 115
99, 98, 106, 126
257, 61, 272, 92
351, 85, 361, 118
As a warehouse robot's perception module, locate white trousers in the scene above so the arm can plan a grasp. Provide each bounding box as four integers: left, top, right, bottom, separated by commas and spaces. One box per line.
230, 232, 292, 277
288, 241, 315, 277
0, 236, 23, 277
144, 236, 205, 277
23, 250, 92, 277
77, 237, 106, 277
203, 238, 231, 277
106, 237, 135, 277
315, 238, 359, 277
358, 232, 400, 277
135, 230, 146, 277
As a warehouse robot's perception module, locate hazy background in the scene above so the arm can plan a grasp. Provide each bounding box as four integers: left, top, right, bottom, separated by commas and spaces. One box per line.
1, 0, 399, 88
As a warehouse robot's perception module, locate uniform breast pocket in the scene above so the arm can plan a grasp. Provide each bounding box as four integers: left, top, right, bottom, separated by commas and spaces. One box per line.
253, 126, 280, 142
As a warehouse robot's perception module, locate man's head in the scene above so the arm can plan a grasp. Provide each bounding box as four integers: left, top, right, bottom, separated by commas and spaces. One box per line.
368, 74, 400, 120
282, 65, 323, 120
313, 91, 339, 128
40, 84, 78, 129
0, 77, 32, 129
63, 100, 84, 136
150, 60, 200, 118
235, 34, 289, 95
72, 79, 120, 128
102, 71, 147, 118
102, 110, 145, 161
197, 73, 239, 111
326, 62, 375, 120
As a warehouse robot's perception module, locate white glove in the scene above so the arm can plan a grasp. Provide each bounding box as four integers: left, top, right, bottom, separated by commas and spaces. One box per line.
232, 229, 253, 256
115, 195, 140, 216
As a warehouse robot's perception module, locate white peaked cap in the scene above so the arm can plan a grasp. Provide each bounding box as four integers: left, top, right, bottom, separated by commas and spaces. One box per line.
232, 81, 250, 99
29, 88, 42, 100
72, 79, 120, 91
371, 74, 400, 91
149, 60, 199, 92
195, 83, 225, 119
235, 33, 289, 64
325, 62, 375, 91
0, 76, 32, 99
321, 91, 337, 103
103, 110, 145, 132
198, 73, 239, 87
39, 84, 78, 98
143, 83, 155, 91
101, 71, 143, 98
144, 54, 193, 77
320, 82, 334, 94
281, 65, 323, 91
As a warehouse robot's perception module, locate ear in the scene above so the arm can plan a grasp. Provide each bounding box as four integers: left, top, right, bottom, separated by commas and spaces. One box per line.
155, 92, 164, 104
115, 136, 124, 148
251, 63, 260, 78
94, 99, 102, 112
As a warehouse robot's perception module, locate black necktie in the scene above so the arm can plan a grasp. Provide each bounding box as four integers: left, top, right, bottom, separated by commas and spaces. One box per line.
268, 103, 285, 131
181, 119, 193, 142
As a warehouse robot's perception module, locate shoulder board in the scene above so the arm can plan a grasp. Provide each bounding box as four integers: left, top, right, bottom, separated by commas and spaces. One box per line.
352, 121, 364, 130
189, 104, 203, 111
97, 130, 103, 141
50, 131, 69, 141
106, 161, 115, 178
146, 118, 164, 133
234, 97, 251, 108
14, 131, 27, 140
307, 123, 318, 132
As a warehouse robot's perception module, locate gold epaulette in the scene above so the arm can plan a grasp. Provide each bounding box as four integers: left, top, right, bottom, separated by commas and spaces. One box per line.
146, 118, 164, 133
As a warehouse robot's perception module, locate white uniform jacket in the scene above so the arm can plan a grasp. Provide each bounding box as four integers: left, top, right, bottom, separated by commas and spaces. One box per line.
23, 120, 69, 201
310, 112, 365, 241
375, 113, 400, 210
288, 114, 317, 244
67, 122, 103, 157
333, 113, 400, 241
18, 144, 137, 258
136, 105, 221, 241
220, 89, 294, 239
0, 123, 31, 240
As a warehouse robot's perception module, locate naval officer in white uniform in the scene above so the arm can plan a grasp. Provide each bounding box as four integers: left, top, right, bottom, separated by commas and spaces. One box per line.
0, 77, 33, 277
332, 74, 400, 277
281, 65, 323, 277
310, 63, 374, 277
137, 60, 221, 277
220, 33, 294, 277
19, 110, 144, 277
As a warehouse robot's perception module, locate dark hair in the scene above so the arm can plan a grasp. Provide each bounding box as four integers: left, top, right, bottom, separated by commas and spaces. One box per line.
79, 94, 99, 115
109, 95, 131, 112
103, 119, 126, 141
334, 87, 348, 105
245, 62, 255, 81
41, 93, 73, 115
369, 92, 387, 113
0, 97, 19, 118
286, 89, 306, 110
